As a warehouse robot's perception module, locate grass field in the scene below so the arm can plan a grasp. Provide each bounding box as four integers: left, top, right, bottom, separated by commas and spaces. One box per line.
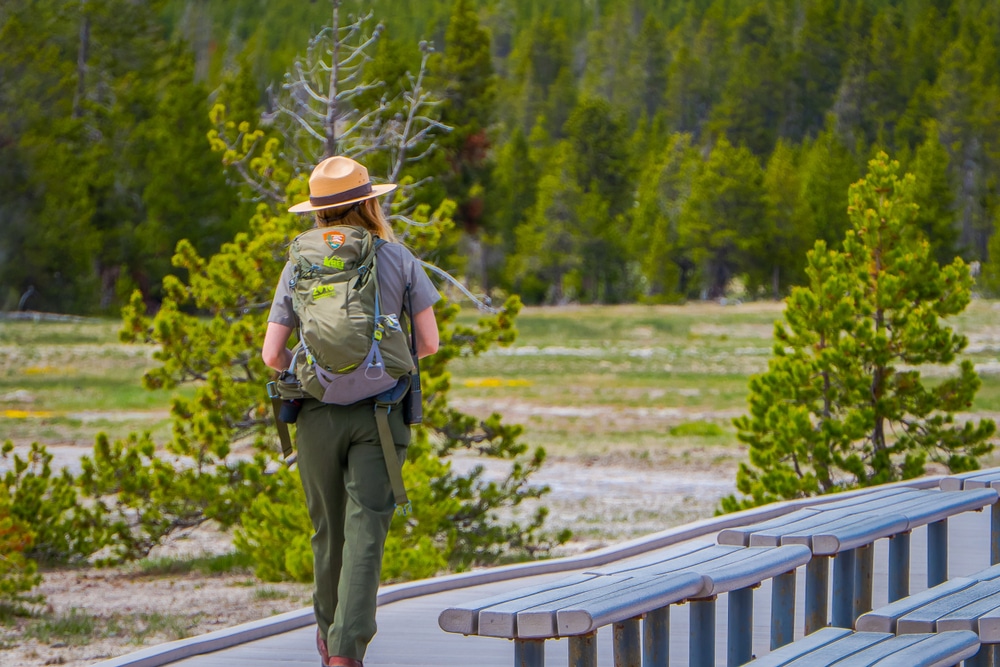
0, 319, 186, 452
5, 300, 1000, 470
450, 300, 1000, 471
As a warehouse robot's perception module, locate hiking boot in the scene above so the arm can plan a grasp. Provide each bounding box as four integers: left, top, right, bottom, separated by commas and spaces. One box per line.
316, 629, 329, 666
326, 658, 363, 667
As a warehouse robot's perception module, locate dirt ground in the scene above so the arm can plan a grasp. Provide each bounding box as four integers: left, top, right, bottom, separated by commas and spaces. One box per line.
0, 520, 313, 667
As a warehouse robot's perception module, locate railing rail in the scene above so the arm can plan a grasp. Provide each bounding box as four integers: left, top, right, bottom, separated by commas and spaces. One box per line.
441, 476, 1000, 667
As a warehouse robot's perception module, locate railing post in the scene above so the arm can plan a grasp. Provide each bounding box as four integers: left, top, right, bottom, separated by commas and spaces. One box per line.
888, 531, 911, 602
727, 587, 754, 667
965, 644, 994, 667
613, 618, 641, 667
805, 556, 830, 635
771, 569, 796, 650
992, 502, 1000, 566
854, 542, 874, 619
643, 607, 669, 667
515, 638, 545, 667
568, 633, 596, 667
927, 518, 949, 587
831, 548, 856, 628
689, 597, 716, 667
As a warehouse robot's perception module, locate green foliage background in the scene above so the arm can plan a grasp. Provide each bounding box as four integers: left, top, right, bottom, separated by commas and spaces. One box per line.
3, 0, 1000, 311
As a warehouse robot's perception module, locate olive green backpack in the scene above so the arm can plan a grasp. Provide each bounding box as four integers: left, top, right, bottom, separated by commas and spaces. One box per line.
283, 225, 414, 404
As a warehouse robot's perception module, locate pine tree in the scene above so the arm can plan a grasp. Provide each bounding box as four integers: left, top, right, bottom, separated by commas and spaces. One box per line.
759, 139, 812, 298
563, 98, 633, 302
633, 14, 670, 123
437, 0, 496, 234
909, 121, 959, 264
485, 127, 537, 290
799, 122, 860, 250
508, 141, 582, 303
678, 137, 767, 299
723, 153, 994, 511
502, 14, 575, 138
786, 0, 846, 141
709, 4, 785, 157
627, 132, 700, 301
933, 28, 989, 260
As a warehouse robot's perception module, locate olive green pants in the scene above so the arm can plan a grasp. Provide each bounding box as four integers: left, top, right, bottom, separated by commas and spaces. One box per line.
295, 398, 410, 663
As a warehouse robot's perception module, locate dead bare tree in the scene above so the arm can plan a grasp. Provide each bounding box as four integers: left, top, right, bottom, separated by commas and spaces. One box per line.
214, 3, 449, 215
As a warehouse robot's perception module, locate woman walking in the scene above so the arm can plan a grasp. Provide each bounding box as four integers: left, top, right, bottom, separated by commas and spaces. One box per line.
262, 156, 440, 667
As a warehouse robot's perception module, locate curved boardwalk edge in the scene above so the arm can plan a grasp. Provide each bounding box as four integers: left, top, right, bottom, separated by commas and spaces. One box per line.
89, 476, 942, 667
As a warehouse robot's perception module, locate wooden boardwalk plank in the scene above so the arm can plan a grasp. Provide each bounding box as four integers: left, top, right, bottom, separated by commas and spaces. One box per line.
135, 505, 994, 667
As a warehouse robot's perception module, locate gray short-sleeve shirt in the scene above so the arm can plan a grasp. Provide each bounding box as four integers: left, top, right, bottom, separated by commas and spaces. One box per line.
267, 242, 440, 329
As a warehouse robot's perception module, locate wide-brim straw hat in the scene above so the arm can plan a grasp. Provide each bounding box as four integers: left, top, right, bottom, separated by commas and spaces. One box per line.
288, 156, 397, 213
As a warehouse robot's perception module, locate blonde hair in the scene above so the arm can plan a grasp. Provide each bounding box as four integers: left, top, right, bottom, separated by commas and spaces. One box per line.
315, 198, 396, 242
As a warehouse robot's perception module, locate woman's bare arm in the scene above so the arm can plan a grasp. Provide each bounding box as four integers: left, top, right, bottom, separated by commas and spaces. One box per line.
412, 306, 439, 359
262, 322, 294, 371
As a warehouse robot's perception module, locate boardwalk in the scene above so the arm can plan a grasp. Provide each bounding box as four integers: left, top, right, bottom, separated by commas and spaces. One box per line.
93, 485, 993, 667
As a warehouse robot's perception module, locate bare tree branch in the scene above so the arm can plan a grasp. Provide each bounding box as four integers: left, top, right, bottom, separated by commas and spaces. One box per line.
274, 102, 326, 143
419, 261, 496, 313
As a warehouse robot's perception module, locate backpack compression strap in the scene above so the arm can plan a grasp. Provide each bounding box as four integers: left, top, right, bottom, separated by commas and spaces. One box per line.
374, 403, 411, 516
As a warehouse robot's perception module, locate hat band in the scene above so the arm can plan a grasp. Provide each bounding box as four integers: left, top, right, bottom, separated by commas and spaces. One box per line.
309, 182, 372, 207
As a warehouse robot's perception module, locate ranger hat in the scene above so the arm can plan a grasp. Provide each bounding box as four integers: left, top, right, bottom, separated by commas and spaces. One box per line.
288, 156, 397, 213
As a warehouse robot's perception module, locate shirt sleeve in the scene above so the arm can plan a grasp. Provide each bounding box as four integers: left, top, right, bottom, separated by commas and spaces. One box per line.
374, 242, 441, 317
267, 261, 297, 327
406, 251, 441, 314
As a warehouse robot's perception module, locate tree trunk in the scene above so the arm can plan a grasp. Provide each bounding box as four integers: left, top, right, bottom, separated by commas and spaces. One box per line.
323, 1, 341, 159
73, 2, 90, 120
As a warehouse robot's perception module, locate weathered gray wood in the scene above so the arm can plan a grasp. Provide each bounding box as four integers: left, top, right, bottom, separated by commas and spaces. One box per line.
551, 573, 703, 637
742, 496, 917, 550
844, 631, 980, 667
513, 573, 700, 638
819, 489, 993, 524
586, 542, 731, 575
697, 545, 812, 596
472, 545, 811, 638
748, 511, 853, 548
778, 631, 893, 666
934, 590, 1000, 632
975, 606, 1000, 641
477, 575, 631, 638
720, 490, 926, 548
809, 514, 910, 555
718, 509, 823, 547
856, 578, 976, 632
893, 488, 997, 530
106, 481, 1000, 667
808, 488, 929, 513
730, 489, 996, 557
437, 573, 600, 635
941, 470, 1000, 492
598, 545, 796, 581
737, 628, 853, 666
970, 562, 1000, 581
831, 633, 938, 665
896, 579, 1000, 633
